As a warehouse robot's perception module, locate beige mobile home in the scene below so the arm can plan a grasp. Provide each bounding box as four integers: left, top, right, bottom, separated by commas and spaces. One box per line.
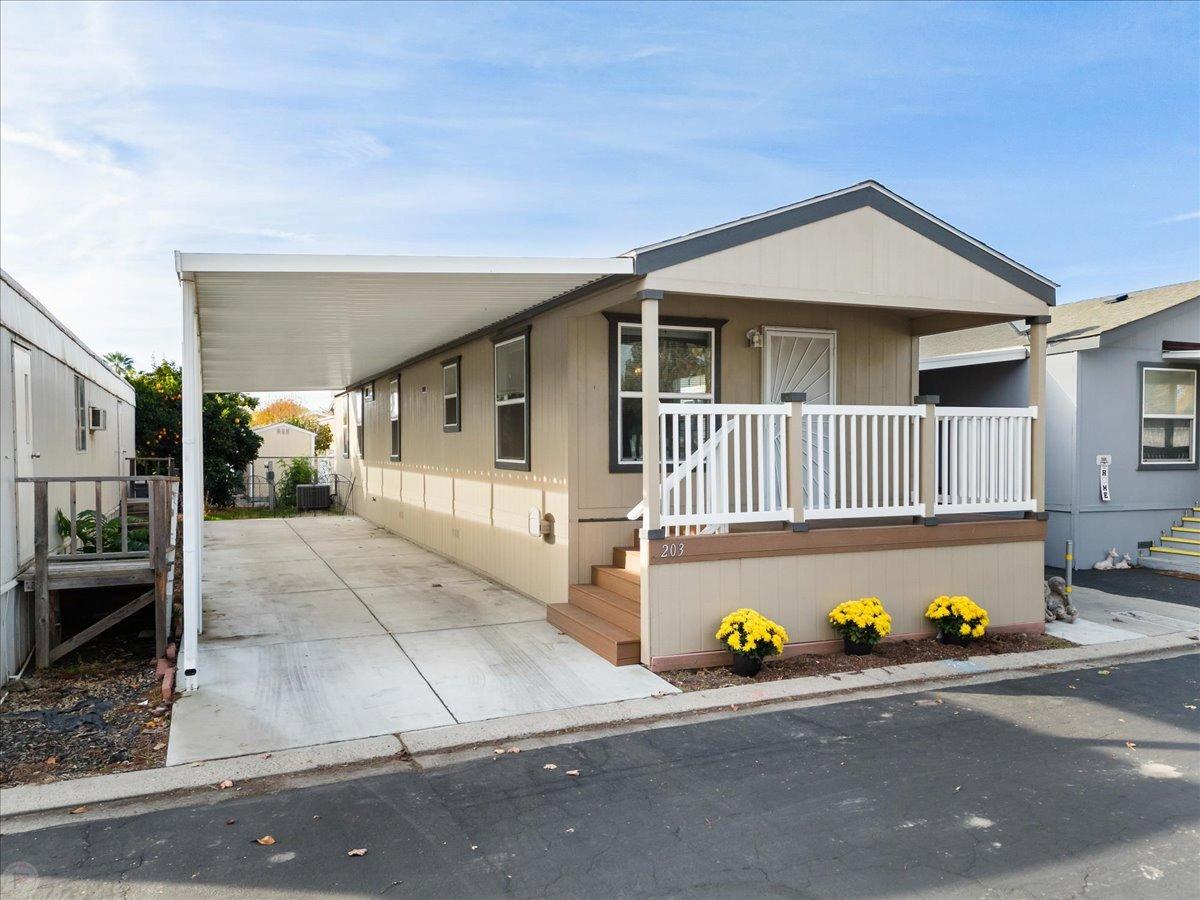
175, 181, 1055, 687
1, 270, 137, 678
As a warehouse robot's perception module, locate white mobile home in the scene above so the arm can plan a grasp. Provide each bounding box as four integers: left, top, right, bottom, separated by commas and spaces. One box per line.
1, 270, 137, 679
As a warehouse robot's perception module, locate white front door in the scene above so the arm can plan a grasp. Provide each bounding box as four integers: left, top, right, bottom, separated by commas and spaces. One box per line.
12, 344, 34, 563
762, 328, 836, 509
761, 327, 836, 403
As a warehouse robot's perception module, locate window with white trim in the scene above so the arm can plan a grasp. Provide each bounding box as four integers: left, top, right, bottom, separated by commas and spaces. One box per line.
443, 357, 461, 432
494, 334, 528, 469
616, 322, 715, 466
341, 395, 350, 458
389, 376, 400, 460
74, 374, 87, 452
1141, 366, 1196, 465
356, 388, 365, 459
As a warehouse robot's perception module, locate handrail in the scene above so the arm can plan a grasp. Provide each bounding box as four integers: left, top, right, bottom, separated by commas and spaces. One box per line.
626, 415, 738, 520
16, 475, 179, 482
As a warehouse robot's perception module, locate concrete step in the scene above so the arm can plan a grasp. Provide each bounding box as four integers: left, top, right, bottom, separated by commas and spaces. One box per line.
592, 564, 639, 600
1163, 535, 1200, 546
547, 603, 640, 666
1139, 553, 1200, 576
1183, 516, 1200, 524
1150, 545, 1200, 558
569, 583, 639, 634
1173, 526, 1200, 535
612, 546, 641, 571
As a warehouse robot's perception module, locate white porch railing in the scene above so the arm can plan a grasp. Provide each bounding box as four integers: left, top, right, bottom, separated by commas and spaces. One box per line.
629, 401, 1038, 532
934, 406, 1037, 515
627, 403, 793, 535
802, 405, 925, 519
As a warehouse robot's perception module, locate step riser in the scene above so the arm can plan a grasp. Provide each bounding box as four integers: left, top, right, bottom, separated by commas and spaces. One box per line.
592, 566, 640, 601
1173, 527, 1200, 535
547, 605, 639, 666
1150, 547, 1200, 558
1163, 537, 1200, 546
612, 547, 641, 571
570, 586, 639, 634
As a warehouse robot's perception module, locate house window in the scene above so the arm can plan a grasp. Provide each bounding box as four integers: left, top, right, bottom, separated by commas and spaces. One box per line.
611, 319, 718, 470
362, 383, 374, 402
389, 376, 400, 460
493, 332, 529, 469
443, 357, 461, 433
74, 374, 87, 451
341, 395, 350, 458
1141, 366, 1197, 466
356, 388, 365, 459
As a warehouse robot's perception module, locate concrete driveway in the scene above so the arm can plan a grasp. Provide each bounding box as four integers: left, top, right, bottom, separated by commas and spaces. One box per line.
167, 515, 674, 764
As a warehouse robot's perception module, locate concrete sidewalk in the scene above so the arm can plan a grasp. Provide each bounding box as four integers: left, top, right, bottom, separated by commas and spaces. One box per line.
1045, 581, 1200, 645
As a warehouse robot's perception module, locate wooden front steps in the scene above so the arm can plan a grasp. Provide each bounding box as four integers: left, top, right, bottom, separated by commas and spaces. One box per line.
547, 541, 642, 666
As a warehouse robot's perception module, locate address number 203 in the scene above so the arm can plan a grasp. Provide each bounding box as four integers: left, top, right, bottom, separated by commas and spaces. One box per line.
659, 542, 685, 559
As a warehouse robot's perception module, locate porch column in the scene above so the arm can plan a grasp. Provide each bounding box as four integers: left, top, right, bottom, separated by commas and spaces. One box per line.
180, 277, 202, 692
916, 395, 939, 525
783, 392, 807, 531
639, 290, 663, 539
1027, 315, 1050, 516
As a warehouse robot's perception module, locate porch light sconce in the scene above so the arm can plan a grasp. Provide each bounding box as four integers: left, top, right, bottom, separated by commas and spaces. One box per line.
746, 328, 763, 349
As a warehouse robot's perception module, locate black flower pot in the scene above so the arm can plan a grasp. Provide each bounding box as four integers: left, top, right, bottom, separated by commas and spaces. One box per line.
731, 653, 763, 677
843, 637, 875, 656
938, 630, 972, 647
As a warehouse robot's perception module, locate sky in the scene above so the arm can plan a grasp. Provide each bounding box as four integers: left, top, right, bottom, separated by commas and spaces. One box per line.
2, 0, 1198, 409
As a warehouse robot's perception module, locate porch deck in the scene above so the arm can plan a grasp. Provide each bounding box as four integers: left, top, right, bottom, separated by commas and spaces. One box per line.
166, 515, 673, 765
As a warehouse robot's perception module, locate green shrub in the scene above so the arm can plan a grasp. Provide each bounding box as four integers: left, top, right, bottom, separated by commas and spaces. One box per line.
56, 509, 149, 553
277, 458, 319, 509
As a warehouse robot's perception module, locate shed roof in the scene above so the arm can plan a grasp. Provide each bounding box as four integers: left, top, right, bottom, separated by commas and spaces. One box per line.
920, 280, 1200, 364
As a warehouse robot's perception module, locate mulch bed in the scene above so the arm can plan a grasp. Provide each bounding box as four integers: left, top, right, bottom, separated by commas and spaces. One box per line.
0, 633, 171, 787
662, 633, 1074, 692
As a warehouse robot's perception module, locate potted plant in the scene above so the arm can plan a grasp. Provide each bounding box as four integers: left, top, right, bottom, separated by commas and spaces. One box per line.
827, 597, 892, 655
715, 608, 788, 677
925, 595, 989, 646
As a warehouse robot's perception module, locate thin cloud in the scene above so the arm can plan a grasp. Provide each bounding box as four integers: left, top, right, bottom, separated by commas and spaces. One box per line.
1157, 210, 1200, 224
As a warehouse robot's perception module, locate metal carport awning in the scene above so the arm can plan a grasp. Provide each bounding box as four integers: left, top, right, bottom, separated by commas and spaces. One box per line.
174, 252, 634, 691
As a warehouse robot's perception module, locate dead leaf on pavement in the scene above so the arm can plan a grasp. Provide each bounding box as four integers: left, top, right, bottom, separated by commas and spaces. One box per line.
506, 747, 521, 754
217, 780, 234, 789
153, 742, 166, 751
1126, 741, 1137, 749
255, 835, 276, 846
225, 819, 236, 825
69, 806, 87, 814
492, 749, 505, 755
1098, 669, 1111, 675
565, 769, 580, 777
347, 848, 367, 857
543, 764, 557, 770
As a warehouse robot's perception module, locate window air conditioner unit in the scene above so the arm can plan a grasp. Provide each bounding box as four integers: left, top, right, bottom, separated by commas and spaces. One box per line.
88, 406, 107, 431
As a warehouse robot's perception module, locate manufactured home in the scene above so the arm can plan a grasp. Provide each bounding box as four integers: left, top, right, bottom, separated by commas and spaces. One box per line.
1, 270, 137, 678
921, 281, 1199, 572
175, 181, 1057, 689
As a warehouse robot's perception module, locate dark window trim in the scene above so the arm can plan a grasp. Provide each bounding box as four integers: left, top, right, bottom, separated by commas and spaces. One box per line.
388, 375, 401, 461
356, 387, 366, 459
493, 326, 532, 471
1136, 360, 1199, 471
442, 355, 462, 433
341, 393, 350, 459
604, 312, 726, 474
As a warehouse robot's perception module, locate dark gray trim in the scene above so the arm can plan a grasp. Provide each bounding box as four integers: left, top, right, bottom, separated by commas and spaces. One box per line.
631, 183, 1056, 305
441, 356, 462, 433
635, 289, 665, 302
1136, 361, 1199, 471
578, 516, 637, 523
388, 373, 401, 461
921, 516, 940, 526
646, 527, 666, 540
913, 394, 940, 405
781, 392, 807, 403
493, 327, 532, 472
604, 312, 727, 474
1025, 315, 1052, 326
790, 522, 810, 532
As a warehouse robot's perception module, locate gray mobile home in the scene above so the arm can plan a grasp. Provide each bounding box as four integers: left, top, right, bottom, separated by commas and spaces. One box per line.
921, 281, 1199, 572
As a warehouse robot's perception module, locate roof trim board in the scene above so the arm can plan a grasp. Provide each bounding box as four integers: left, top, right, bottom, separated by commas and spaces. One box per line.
628, 181, 1057, 305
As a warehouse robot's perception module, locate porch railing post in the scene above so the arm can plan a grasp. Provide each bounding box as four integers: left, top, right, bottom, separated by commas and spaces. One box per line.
33, 479, 50, 668
1026, 315, 1049, 517
915, 395, 939, 525
783, 393, 807, 531
639, 289, 663, 540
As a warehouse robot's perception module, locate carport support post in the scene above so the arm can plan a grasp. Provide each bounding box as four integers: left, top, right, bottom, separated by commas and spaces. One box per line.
1027, 316, 1049, 517
181, 277, 201, 691
638, 289, 663, 668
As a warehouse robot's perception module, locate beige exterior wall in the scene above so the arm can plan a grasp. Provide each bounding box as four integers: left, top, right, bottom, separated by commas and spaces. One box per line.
253, 423, 316, 459
646, 540, 1045, 665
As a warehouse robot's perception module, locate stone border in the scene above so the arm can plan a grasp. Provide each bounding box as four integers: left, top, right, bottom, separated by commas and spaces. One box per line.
3, 632, 1196, 821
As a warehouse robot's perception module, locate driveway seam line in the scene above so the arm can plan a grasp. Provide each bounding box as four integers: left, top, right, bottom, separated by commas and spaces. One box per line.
283, 518, 461, 725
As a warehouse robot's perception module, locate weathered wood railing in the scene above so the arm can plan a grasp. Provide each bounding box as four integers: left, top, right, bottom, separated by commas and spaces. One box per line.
17, 475, 179, 667
628, 401, 1037, 532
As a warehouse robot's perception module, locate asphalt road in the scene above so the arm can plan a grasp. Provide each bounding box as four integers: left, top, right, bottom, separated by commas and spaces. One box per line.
3, 654, 1198, 898
1045, 566, 1200, 608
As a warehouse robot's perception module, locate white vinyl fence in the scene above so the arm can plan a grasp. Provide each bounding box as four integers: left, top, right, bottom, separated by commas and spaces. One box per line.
934, 407, 1037, 515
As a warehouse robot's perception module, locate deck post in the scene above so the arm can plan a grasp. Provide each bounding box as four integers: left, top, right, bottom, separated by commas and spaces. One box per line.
181, 277, 201, 691
783, 393, 807, 531
1026, 316, 1049, 517
915, 395, 939, 525
33, 479, 50, 668
639, 290, 663, 540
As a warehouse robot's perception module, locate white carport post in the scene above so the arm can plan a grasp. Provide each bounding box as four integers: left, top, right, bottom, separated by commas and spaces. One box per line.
180, 275, 202, 691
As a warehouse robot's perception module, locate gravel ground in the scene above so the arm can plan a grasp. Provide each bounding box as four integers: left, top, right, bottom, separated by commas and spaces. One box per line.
662, 632, 1073, 691
0, 632, 170, 787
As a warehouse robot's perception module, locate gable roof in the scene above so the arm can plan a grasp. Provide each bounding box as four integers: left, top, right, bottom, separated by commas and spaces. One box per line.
252, 421, 317, 436
920, 280, 1200, 363
625, 180, 1057, 305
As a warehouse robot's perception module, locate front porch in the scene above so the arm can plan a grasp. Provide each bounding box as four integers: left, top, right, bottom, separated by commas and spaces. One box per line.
166, 515, 673, 764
